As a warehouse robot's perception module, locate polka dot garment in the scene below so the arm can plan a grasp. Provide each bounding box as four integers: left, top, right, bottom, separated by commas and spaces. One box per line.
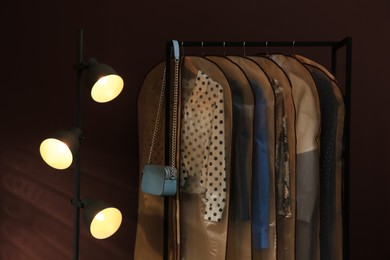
180, 70, 226, 222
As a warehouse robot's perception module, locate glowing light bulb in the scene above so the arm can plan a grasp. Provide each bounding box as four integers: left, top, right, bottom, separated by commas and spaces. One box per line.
98, 77, 107, 85
95, 212, 105, 222
90, 207, 122, 239
40, 138, 73, 170
91, 75, 124, 103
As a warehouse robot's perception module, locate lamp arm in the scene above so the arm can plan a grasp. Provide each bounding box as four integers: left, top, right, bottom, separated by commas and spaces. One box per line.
70, 198, 84, 208
74, 61, 88, 71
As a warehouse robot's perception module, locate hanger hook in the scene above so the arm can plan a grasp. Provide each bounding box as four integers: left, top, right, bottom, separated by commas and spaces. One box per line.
223, 41, 226, 56
181, 41, 185, 57
243, 41, 246, 57
266, 41, 269, 56
292, 40, 296, 55
201, 41, 204, 56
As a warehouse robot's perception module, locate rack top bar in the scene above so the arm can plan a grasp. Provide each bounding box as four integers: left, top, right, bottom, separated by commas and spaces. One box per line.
169, 37, 351, 49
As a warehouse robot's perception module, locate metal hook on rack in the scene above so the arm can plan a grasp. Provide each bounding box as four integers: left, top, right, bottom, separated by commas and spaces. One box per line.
265, 41, 269, 56
201, 41, 204, 56
292, 40, 296, 55
181, 41, 185, 57
223, 41, 226, 56
243, 41, 246, 57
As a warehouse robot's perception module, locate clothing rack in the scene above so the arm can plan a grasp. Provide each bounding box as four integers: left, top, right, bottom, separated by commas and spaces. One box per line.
164, 38, 352, 260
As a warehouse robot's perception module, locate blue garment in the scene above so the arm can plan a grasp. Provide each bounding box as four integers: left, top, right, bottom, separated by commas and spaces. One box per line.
249, 56, 296, 259
252, 90, 270, 249
228, 57, 274, 249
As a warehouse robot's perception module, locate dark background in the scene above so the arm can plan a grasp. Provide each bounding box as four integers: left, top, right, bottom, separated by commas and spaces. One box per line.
0, 0, 389, 259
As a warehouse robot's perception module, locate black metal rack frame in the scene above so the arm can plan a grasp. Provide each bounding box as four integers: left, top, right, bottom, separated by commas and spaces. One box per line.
164, 37, 352, 260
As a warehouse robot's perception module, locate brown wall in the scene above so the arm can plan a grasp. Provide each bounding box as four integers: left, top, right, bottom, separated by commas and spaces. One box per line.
1, 0, 389, 259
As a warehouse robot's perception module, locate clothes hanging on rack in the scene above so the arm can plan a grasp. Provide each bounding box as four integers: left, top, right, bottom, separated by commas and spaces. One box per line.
295, 55, 345, 260
180, 69, 227, 222
134, 43, 347, 260
226, 56, 276, 260
179, 56, 233, 260
205, 55, 254, 260
248, 55, 297, 260
270, 54, 322, 260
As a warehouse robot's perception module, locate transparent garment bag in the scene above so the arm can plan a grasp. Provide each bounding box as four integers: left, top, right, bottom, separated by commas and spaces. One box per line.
295, 55, 345, 260
206, 56, 255, 260
135, 62, 169, 260
270, 54, 321, 260
248, 56, 297, 260
179, 56, 233, 260
226, 56, 276, 260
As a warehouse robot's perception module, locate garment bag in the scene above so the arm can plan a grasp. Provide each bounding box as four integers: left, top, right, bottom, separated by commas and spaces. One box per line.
295, 55, 345, 260
135, 62, 173, 260
270, 54, 321, 260
206, 56, 254, 260
248, 56, 297, 260
179, 56, 233, 260
227, 56, 276, 260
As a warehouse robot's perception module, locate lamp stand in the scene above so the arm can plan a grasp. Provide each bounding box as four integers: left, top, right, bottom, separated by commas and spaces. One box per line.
39, 28, 123, 259
72, 28, 84, 260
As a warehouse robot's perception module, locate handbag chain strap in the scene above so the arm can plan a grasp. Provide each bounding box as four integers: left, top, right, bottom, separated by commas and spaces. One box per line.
171, 59, 179, 170
147, 67, 166, 165
147, 60, 179, 173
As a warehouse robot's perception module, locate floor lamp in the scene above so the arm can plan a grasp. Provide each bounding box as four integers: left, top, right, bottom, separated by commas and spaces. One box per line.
39, 29, 123, 260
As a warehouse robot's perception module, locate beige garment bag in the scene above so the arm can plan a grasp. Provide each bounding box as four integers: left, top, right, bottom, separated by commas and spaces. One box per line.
248, 56, 297, 260
295, 55, 345, 260
270, 54, 321, 260
179, 56, 233, 260
135, 56, 233, 260
227, 56, 276, 260
135, 62, 172, 260
206, 56, 254, 260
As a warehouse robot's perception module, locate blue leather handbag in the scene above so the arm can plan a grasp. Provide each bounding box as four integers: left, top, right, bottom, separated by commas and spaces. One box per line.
141, 165, 177, 196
